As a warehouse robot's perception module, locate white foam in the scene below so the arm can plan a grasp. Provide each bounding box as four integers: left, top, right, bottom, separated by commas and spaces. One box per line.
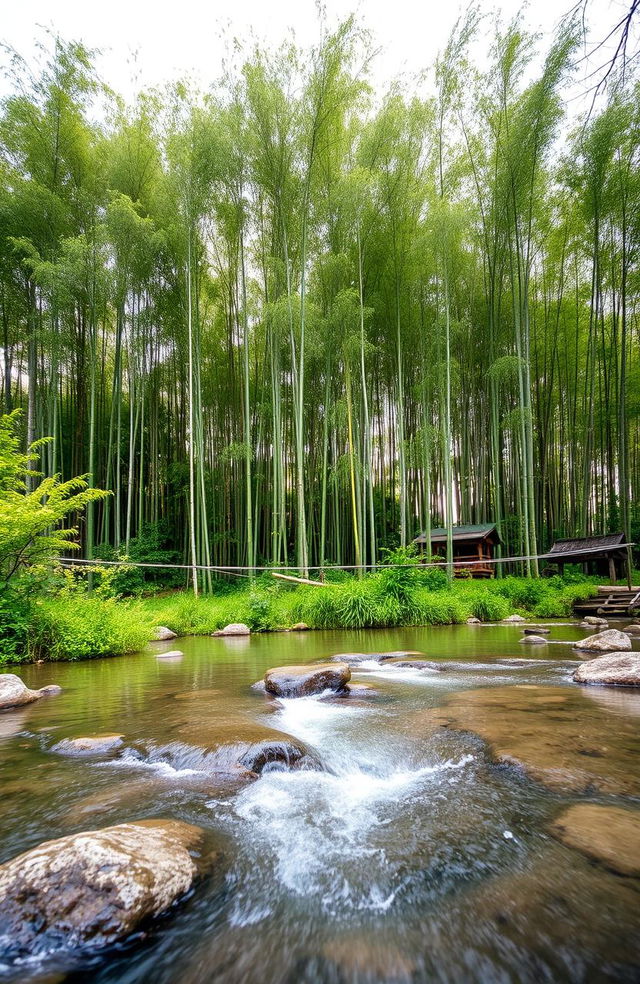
227, 754, 474, 909
95, 752, 203, 779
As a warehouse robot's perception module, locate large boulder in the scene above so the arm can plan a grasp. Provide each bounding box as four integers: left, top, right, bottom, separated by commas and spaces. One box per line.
152, 626, 177, 641
51, 734, 125, 757
574, 652, 640, 687
0, 674, 61, 711
213, 623, 251, 637
550, 804, 640, 877
573, 629, 632, 653
264, 662, 351, 697
0, 820, 210, 957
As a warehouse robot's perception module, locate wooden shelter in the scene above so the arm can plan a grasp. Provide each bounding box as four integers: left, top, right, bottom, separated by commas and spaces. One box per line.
539, 533, 631, 585
413, 524, 501, 578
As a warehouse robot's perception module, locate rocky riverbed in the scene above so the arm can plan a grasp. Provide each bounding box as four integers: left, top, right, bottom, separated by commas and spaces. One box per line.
0, 620, 639, 983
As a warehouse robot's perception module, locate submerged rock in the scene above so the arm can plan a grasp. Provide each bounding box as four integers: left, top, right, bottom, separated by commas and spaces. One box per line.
386, 659, 441, 671
152, 626, 177, 641
550, 803, 640, 877
331, 650, 424, 665
264, 662, 351, 697
155, 650, 184, 659
213, 623, 251, 637
501, 614, 526, 623
0, 674, 61, 711
424, 684, 640, 795
574, 652, 640, 687
519, 635, 548, 645
623, 623, 640, 636
0, 819, 210, 957
524, 626, 551, 635
51, 734, 125, 757
573, 629, 631, 653
331, 652, 371, 664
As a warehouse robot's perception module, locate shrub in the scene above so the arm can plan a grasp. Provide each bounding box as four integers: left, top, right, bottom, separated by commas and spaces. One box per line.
30, 596, 150, 661
378, 546, 421, 604
0, 589, 32, 665
465, 589, 511, 622
411, 589, 467, 625
495, 577, 549, 609
419, 566, 450, 592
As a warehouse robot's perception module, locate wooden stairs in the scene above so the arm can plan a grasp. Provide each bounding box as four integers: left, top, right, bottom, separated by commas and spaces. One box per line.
574, 585, 640, 617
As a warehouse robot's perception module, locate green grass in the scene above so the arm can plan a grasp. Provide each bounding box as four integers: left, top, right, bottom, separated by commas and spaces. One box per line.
0, 570, 601, 665
27, 596, 151, 662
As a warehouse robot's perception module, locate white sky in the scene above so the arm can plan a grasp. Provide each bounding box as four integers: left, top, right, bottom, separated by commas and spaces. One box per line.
0, 0, 635, 111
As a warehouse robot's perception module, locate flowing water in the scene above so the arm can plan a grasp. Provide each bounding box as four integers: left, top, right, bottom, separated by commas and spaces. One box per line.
1, 622, 639, 983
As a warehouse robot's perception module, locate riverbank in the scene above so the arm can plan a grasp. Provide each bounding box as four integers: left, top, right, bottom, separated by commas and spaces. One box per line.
1, 572, 602, 666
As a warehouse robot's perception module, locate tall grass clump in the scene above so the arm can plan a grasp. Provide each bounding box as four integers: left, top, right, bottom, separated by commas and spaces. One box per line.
30, 596, 150, 661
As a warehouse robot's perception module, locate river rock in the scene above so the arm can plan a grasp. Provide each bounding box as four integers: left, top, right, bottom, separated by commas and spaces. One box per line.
582, 616, 608, 626
524, 626, 550, 635
573, 629, 632, 653
264, 662, 351, 697
501, 614, 526, 623
39, 684, 63, 696
519, 635, 548, 645
331, 652, 370, 664
0, 819, 209, 957
574, 652, 640, 687
156, 650, 184, 659
387, 659, 441, 671
153, 626, 177, 641
623, 623, 640, 635
467, 616, 481, 624
51, 734, 125, 756
550, 803, 640, 876
213, 623, 251, 637
0, 674, 61, 711
290, 623, 310, 631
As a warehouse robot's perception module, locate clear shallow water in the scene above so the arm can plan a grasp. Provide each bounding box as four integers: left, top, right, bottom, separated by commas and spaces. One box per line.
1, 622, 640, 983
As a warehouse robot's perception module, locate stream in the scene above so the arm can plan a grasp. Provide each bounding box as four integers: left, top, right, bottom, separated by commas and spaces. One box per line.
1, 622, 639, 983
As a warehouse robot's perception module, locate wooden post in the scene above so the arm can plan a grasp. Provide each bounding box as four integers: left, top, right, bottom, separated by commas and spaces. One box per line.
626, 546, 633, 590
608, 556, 617, 585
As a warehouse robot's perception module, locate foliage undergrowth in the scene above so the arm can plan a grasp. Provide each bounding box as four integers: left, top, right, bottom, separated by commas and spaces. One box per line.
0, 564, 601, 665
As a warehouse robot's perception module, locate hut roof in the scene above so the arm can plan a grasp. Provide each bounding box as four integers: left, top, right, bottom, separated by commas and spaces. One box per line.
413, 523, 501, 546
540, 533, 627, 562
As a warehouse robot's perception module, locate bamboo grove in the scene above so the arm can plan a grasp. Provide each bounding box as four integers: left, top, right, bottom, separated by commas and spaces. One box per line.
1, 15, 639, 587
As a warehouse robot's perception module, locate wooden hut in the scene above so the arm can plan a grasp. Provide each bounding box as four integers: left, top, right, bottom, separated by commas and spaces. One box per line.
539, 533, 631, 585
413, 524, 501, 578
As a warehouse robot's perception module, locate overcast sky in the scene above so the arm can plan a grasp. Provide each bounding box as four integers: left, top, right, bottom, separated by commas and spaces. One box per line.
0, 0, 634, 111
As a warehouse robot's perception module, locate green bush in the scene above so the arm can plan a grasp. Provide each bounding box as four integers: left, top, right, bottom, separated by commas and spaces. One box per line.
464, 589, 511, 622
411, 589, 467, 625
30, 596, 150, 661
0, 590, 33, 665
419, 566, 450, 592
494, 577, 549, 609
378, 546, 421, 604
